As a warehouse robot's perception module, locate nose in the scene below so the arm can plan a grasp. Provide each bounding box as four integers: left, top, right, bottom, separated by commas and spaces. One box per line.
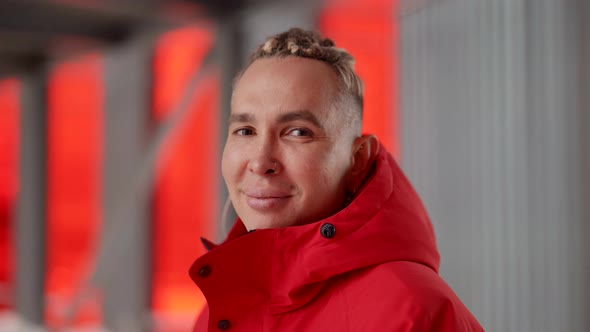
249, 156, 280, 175
248, 137, 280, 175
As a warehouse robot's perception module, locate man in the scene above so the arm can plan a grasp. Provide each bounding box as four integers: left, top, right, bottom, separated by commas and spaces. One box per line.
190, 28, 483, 331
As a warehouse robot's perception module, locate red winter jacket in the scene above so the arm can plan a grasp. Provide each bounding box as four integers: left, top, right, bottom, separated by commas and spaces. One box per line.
190, 147, 484, 331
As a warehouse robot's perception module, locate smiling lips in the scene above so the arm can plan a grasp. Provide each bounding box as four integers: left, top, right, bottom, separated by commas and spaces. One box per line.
243, 189, 292, 210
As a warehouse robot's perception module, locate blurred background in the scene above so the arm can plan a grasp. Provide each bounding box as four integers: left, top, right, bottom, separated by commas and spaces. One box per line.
0, 0, 588, 331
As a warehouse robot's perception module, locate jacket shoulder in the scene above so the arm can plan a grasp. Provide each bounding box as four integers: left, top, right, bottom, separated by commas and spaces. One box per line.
339, 261, 484, 331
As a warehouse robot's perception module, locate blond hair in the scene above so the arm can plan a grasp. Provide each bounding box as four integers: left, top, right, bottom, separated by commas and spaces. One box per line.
243, 28, 364, 119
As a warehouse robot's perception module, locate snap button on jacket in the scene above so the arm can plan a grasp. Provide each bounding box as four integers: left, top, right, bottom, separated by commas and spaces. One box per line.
189, 146, 484, 331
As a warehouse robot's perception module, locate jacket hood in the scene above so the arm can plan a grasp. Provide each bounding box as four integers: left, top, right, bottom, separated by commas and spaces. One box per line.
190, 146, 440, 315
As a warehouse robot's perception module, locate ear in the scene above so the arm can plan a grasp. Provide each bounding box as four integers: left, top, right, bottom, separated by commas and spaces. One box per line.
346, 135, 380, 194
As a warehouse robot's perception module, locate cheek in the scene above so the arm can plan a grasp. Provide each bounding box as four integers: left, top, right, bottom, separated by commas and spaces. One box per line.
221, 144, 243, 186
294, 150, 349, 191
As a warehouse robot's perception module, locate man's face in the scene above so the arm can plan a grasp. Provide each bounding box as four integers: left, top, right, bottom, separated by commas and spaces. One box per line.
223, 56, 356, 230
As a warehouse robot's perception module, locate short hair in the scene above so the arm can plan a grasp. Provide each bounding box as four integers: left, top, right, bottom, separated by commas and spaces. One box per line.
241, 28, 364, 119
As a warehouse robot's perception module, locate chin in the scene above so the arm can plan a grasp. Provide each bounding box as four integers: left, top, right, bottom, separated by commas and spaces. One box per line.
243, 214, 296, 230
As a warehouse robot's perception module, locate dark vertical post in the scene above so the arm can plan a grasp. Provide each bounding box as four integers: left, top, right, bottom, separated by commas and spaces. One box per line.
215, 14, 243, 239
101, 31, 154, 332
15, 71, 47, 326
575, 0, 590, 328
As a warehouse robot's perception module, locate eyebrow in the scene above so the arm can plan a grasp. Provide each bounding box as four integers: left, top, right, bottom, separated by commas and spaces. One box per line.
228, 113, 255, 125
277, 110, 324, 129
228, 110, 325, 129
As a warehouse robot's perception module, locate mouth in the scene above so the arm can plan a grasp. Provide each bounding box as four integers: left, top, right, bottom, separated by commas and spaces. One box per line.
242, 189, 292, 210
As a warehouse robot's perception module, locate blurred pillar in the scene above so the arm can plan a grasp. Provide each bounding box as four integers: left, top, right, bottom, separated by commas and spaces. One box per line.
241, 1, 319, 53
15, 71, 46, 325
575, 0, 590, 324
215, 15, 243, 239
101, 31, 155, 332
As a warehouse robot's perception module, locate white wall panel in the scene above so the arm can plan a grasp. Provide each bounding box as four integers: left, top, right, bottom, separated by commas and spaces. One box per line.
400, 0, 589, 330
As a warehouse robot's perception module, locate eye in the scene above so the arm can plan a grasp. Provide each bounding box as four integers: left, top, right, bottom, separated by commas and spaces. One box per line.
286, 128, 312, 137
233, 127, 255, 136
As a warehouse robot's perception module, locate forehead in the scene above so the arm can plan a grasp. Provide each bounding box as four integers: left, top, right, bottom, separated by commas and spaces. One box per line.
231, 57, 339, 120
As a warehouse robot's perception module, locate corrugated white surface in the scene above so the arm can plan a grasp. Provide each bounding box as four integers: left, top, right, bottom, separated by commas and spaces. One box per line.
400, 0, 589, 331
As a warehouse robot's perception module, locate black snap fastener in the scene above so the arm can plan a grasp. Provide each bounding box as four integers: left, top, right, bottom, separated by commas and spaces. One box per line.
199, 265, 211, 277
218, 319, 230, 330
320, 223, 336, 238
